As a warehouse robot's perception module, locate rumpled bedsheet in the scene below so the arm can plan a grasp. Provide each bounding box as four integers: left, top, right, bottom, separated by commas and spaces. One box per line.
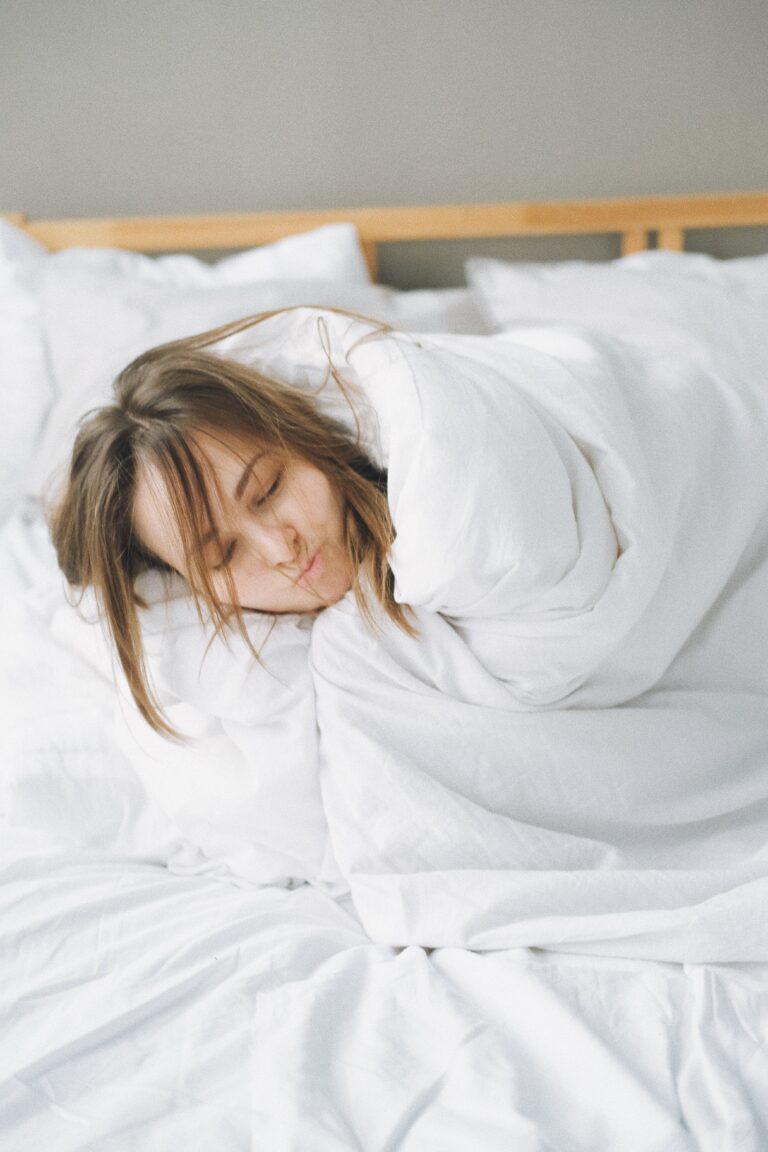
4, 309, 768, 1149
118, 312, 768, 961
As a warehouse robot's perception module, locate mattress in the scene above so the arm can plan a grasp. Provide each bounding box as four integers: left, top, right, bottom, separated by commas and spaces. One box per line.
2, 218, 768, 1150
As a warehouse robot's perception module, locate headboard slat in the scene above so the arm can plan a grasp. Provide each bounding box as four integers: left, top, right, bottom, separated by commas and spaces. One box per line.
5, 193, 768, 254
656, 227, 686, 251
620, 230, 650, 256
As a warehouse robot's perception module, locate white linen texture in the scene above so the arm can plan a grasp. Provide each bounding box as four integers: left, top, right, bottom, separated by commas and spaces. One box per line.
27, 225, 486, 505
466, 247, 768, 380
4, 291, 768, 1151
114, 307, 768, 963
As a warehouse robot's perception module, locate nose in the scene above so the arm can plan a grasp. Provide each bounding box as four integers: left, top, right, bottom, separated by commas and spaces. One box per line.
249, 521, 300, 567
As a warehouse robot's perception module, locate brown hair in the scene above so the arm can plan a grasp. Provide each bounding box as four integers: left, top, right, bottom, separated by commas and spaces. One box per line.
49, 308, 414, 737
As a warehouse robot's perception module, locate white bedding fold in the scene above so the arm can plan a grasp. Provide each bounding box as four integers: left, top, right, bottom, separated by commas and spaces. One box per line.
95, 311, 768, 959
6, 270, 768, 1148
4, 844, 767, 1151
309, 318, 768, 958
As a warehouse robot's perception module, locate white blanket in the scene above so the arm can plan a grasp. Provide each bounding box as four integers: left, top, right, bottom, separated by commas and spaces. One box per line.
4, 841, 767, 1151
119, 310, 768, 962
4, 305, 768, 1148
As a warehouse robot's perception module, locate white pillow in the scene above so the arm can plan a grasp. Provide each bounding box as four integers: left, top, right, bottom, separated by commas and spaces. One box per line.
0, 218, 48, 270
114, 571, 332, 888
0, 221, 52, 524
200, 221, 371, 283
40, 221, 371, 289
466, 249, 768, 377
35, 262, 486, 500
0, 220, 370, 506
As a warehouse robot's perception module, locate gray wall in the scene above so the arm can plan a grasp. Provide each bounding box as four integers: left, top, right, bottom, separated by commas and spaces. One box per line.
2, 0, 767, 286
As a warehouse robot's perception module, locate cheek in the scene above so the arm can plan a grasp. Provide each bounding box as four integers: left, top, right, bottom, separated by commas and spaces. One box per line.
296, 471, 344, 533
324, 488, 344, 529
322, 480, 346, 532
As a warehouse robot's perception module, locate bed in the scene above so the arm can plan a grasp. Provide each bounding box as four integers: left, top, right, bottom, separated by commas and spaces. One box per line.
2, 192, 768, 1151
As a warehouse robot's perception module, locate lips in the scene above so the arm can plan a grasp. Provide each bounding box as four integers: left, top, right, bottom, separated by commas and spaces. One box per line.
296, 550, 321, 586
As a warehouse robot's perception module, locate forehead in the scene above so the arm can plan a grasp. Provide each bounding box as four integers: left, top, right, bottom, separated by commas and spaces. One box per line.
131, 429, 270, 561
192, 428, 271, 474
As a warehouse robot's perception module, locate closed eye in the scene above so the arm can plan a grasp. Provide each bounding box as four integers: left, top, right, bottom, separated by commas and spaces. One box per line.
255, 468, 283, 507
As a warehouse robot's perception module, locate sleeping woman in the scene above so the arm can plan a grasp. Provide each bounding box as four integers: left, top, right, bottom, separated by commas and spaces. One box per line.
50, 310, 416, 738
48, 304, 768, 956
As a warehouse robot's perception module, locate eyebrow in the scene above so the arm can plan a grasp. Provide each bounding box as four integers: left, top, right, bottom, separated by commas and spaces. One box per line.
200, 450, 266, 546
235, 450, 266, 501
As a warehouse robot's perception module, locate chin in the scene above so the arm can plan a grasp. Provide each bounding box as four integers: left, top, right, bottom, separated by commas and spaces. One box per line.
325, 576, 354, 605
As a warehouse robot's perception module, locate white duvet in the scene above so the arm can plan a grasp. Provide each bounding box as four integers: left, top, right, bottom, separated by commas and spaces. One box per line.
4, 301, 768, 1149
113, 308, 768, 962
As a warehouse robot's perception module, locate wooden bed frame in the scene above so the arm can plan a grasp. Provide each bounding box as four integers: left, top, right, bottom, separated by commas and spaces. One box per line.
5, 192, 768, 280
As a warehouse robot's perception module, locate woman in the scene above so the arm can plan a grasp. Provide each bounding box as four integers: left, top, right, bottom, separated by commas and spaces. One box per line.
48, 302, 768, 957
50, 309, 414, 738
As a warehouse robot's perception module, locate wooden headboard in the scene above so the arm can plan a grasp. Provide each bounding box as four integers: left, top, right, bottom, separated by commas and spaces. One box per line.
5, 192, 768, 281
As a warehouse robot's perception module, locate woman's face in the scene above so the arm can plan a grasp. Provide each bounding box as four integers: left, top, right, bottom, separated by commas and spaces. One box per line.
132, 430, 354, 613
